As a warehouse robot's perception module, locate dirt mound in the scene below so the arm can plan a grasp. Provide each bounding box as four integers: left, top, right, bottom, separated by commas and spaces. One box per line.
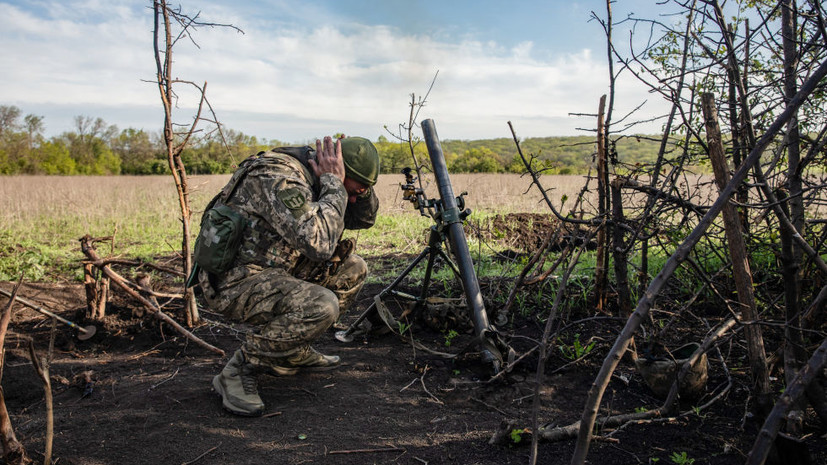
470, 213, 596, 258
467, 213, 557, 255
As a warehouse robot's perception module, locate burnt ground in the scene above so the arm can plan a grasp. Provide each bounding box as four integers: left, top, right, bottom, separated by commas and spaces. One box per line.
2, 213, 826, 465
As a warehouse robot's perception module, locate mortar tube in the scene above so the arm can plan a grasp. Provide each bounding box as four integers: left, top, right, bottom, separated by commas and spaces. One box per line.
421, 119, 497, 361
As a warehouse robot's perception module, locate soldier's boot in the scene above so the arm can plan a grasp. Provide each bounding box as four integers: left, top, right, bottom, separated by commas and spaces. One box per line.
265, 346, 341, 376
212, 349, 265, 417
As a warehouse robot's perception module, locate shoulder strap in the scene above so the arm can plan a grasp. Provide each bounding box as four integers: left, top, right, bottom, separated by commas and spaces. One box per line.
203, 152, 272, 211
204, 147, 313, 212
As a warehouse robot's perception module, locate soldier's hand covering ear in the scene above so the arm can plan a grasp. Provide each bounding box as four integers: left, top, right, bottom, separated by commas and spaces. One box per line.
309, 136, 346, 183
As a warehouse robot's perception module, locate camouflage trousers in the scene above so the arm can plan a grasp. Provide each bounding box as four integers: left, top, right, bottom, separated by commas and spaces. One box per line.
199, 254, 367, 368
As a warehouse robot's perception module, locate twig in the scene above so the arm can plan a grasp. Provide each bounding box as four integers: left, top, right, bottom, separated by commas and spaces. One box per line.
487, 346, 538, 383
86, 258, 185, 277
528, 236, 591, 463
261, 411, 282, 418
400, 378, 418, 392
471, 397, 511, 417
126, 349, 162, 361
501, 228, 561, 316
149, 367, 180, 391
418, 366, 443, 405
181, 443, 220, 465
26, 335, 53, 465
548, 347, 599, 375
328, 447, 404, 455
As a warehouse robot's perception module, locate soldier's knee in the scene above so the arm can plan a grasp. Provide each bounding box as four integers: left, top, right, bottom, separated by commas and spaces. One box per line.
313, 287, 339, 325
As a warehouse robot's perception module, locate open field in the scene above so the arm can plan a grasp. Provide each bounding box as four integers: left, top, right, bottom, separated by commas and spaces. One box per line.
1, 172, 724, 281
0, 173, 597, 280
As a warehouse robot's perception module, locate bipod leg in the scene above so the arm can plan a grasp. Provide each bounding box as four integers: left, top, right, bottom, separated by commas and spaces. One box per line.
335, 246, 432, 343
414, 227, 455, 312
435, 246, 461, 279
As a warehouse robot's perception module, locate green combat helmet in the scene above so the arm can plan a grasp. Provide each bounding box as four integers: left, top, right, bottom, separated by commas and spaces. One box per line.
340, 137, 380, 187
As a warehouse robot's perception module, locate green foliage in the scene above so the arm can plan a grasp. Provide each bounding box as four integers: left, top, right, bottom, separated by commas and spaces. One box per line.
0, 107, 287, 175
37, 141, 76, 174
558, 333, 596, 361
113, 128, 163, 174
443, 329, 458, 347
669, 452, 695, 465
509, 428, 526, 444
374, 137, 427, 174
0, 105, 674, 175
397, 321, 412, 335
447, 147, 504, 173
0, 245, 48, 281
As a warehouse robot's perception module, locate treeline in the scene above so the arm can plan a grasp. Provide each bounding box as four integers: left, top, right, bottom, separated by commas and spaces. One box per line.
0, 105, 664, 175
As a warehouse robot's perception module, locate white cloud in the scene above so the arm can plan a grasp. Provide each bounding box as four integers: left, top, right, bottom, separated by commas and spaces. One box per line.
0, 1, 669, 141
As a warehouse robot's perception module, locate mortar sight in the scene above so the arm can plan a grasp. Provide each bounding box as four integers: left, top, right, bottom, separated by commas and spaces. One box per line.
399, 166, 468, 220
400, 167, 421, 204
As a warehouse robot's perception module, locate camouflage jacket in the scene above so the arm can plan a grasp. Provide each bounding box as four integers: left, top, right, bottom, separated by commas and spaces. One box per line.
214, 146, 378, 275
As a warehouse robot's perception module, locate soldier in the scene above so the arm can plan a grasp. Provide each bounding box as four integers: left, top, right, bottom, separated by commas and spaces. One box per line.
196, 135, 380, 416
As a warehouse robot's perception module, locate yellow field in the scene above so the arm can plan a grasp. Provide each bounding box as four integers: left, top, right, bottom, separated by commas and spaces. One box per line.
0, 172, 722, 280
0, 172, 724, 247
0, 173, 592, 234
0, 173, 589, 273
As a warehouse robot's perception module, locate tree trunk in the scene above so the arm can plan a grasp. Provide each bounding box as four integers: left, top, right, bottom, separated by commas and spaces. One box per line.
611, 178, 632, 319
83, 263, 98, 318
154, 0, 199, 327
0, 283, 31, 465
726, 23, 750, 233
594, 95, 609, 312
96, 275, 109, 318
702, 92, 772, 415
781, 0, 807, 434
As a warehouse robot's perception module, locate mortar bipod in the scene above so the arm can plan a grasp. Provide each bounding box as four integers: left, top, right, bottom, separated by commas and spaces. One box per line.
336, 118, 513, 375
334, 222, 461, 342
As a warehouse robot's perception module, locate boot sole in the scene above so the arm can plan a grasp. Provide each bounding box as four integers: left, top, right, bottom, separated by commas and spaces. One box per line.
265, 363, 341, 377
212, 375, 264, 417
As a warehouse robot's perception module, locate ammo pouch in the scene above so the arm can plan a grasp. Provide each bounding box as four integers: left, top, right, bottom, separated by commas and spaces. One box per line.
192, 204, 247, 274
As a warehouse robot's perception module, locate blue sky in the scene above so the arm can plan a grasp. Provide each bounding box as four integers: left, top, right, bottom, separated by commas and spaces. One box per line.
0, 0, 671, 143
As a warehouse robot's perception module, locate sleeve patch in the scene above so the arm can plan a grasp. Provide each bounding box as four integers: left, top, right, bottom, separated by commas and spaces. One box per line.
277, 188, 310, 218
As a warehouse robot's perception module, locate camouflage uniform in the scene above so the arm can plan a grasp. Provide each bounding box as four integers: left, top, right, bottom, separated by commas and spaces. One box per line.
198, 146, 378, 369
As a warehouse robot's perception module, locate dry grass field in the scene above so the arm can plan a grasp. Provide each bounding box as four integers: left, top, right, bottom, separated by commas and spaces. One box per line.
0, 173, 595, 279
0, 172, 722, 236
0, 172, 721, 280
0, 173, 592, 245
